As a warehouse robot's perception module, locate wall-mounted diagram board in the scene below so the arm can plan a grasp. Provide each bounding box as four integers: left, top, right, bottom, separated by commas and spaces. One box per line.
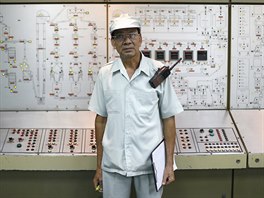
108, 4, 229, 110
231, 5, 264, 109
0, 4, 107, 110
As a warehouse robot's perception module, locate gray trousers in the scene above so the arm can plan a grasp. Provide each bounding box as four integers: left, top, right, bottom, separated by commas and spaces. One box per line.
102, 171, 163, 198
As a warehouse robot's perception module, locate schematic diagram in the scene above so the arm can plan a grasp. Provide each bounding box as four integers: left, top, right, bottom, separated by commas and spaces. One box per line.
231, 5, 264, 109
0, 4, 107, 110
108, 4, 228, 109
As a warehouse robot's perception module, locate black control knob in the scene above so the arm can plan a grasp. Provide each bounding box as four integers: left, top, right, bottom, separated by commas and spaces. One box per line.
48, 144, 53, 149
17, 143, 22, 148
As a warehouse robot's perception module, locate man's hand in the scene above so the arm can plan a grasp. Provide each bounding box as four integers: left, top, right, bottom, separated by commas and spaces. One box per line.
93, 168, 103, 190
162, 165, 175, 185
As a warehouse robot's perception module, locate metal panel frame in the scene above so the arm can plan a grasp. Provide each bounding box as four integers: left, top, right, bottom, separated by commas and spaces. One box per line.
108, 0, 229, 2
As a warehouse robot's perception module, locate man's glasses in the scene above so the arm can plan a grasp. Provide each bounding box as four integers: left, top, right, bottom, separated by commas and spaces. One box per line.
112, 33, 139, 42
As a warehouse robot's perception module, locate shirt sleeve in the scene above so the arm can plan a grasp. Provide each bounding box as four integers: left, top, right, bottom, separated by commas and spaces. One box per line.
158, 76, 184, 119
88, 70, 107, 117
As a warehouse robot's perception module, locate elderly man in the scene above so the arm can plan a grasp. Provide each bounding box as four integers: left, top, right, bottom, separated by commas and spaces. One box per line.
88, 14, 183, 198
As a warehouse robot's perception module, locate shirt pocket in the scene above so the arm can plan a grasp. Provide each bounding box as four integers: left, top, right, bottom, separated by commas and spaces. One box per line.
104, 90, 121, 114
134, 90, 159, 116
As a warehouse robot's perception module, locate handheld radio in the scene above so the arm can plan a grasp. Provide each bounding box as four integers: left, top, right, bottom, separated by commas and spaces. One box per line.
149, 58, 182, 88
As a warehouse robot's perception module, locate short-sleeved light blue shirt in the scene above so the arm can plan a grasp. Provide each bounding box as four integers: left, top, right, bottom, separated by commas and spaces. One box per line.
88, 54, 183, 176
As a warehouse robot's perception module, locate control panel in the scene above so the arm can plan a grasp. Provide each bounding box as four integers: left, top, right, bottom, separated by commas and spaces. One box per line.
0, 110, 248, 170
0, 127, 243, 155
176, 128, 244, 154
0, 128, 96, 154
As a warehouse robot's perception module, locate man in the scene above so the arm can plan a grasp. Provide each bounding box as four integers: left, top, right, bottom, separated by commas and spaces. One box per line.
88, 14, 183, 198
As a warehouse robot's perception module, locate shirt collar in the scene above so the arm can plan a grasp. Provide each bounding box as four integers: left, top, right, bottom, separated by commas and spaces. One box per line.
111, 53, 150, 76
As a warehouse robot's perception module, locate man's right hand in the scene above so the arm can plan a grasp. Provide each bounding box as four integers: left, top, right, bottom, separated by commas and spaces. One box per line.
93, 168, 103, 190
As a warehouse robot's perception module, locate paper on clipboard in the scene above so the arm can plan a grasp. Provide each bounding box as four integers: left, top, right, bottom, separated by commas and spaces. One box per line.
151, 139, 177, 192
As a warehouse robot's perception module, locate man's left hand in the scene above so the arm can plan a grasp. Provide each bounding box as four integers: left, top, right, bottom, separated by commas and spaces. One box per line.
162, 166, 175, 185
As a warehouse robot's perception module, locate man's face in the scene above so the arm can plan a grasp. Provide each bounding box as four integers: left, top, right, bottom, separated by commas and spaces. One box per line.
111, 28, 142, 60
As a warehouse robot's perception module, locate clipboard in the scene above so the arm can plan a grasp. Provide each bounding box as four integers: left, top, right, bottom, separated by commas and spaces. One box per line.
151, 139, 166, 192
151, 139, 177, 192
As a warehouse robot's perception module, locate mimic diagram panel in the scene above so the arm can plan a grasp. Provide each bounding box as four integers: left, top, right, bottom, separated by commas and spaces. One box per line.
231, 5, 264, 109
0, 128, 96, 154
0, 4, 107, 110
108, 4, 228, 109
175, 128, 244, 154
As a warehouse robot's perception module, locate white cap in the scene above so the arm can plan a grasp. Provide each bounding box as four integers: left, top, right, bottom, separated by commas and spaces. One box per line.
109, 13, 141, 34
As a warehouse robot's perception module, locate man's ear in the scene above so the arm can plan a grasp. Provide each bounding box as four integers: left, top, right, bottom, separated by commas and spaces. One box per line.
138, 34, 143, 46
111, 39, 116, 49
139, 34, 143, 42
